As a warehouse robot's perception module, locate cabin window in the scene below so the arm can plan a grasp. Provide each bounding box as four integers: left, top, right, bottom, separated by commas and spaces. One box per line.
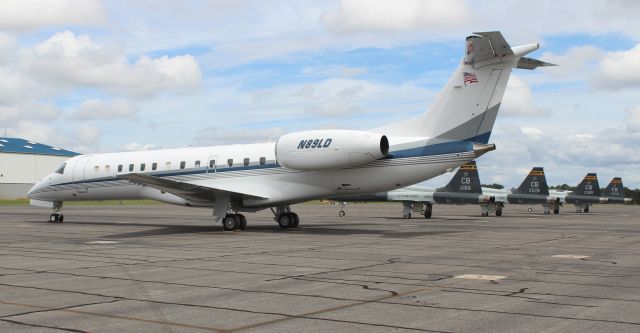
152, 162, 157, 171
227, 159, 233, 167
129, 164, 134, 172
243, 158, 250, 166
55, 163, 66, 174
209, 159, 215, 168
166, 162, 171, 170
141, 163, 146, 171
180, 161, 186, 169
105, 165, 111, 173
259, 157, 266, 165
94, 166, 99, 173
118, 165, 123, 172
195, 160, 201, 168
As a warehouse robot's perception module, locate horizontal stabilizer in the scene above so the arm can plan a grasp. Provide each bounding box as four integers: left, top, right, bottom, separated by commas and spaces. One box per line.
517, 57, 556, 70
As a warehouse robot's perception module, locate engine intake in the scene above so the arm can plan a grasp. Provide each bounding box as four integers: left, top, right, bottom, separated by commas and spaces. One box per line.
275, 130, 389, 170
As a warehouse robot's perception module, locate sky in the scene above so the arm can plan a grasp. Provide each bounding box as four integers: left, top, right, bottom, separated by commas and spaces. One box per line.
1, 0, 640, 189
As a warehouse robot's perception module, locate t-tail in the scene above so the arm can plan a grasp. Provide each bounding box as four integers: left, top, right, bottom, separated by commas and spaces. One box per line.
375, 31, 554, 145
438, 161, 482, 194
514, 167, 549, 195
574, 173, 601, 197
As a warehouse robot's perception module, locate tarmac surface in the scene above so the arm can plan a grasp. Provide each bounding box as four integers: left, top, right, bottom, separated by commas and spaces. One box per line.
0, 202, 639, 332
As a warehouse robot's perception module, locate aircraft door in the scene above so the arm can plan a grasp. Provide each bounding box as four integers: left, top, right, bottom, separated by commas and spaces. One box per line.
72, 155, 91, 193
207, 155, 218, 173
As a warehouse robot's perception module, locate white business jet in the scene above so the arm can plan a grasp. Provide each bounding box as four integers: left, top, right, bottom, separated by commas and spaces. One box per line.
28, 31, 552, 230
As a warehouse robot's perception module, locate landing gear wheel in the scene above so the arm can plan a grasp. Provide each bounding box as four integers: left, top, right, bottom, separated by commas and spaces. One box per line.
278, 213, 293, 228
554, 208, 560, 214
403, 213, 411, 219
424, 210, 432, 219
583, 206, 589, 213
496, 208, 502, 217
49, 213, 63, 223
338, 210, 346, 217
528, 207, 533, 212
222, 215, 237, 231
290, 213, 300, 228
237, 214, 247, 230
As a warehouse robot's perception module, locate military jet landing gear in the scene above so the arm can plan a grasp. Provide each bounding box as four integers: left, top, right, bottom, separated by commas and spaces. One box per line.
423, 203, 433, 219
402, 201, 413, 219
495, 206, 503, 217
272, 205, 300, 229
49, 201, 64, 223
222, 213, 247, 231
338, 201, 346, 217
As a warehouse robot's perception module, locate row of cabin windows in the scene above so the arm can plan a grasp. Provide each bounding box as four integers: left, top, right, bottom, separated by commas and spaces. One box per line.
93, 157, 268, 174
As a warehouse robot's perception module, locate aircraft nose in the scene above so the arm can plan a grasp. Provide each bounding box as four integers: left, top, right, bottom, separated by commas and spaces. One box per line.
27, 180, 45, 199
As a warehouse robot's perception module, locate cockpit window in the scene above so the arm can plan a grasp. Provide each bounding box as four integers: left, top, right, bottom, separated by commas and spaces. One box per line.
55, 163, 66, 174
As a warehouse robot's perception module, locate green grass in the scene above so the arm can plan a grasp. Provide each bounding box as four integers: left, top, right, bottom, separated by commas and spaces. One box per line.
0, 199, 161, 206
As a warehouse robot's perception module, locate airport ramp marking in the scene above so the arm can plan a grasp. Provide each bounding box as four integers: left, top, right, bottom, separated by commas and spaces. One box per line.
86, 240, 120, 244
453, 274, 506, 281
552, 254, 590, 259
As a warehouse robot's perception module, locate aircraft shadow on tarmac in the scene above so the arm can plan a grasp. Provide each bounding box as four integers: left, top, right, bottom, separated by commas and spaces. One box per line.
34, 219, 467, 239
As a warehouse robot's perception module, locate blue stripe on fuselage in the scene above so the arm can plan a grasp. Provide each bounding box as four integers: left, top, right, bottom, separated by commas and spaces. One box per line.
49, 137, 484, 188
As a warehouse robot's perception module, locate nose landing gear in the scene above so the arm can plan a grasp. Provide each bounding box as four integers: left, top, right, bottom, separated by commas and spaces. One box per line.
48, 201, 64, 223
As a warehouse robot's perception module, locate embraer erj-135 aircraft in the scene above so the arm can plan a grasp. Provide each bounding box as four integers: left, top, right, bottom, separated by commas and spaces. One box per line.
28, 31, 552, 230
332, 162, 559, 218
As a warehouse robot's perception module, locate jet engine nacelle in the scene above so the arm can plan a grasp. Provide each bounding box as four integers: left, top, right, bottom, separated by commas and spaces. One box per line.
275, 129, 389, 170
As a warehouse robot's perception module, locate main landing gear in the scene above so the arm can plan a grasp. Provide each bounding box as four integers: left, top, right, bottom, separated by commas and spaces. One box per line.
222, 213, 247, 231
271, 205, 300, 229
49, 201, 64, 223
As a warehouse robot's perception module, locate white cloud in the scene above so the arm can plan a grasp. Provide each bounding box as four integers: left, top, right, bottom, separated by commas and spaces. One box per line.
501, 76, 549, 117
6, 122, 101, 154
27, 31, 202, 97
626, 106, 640, 133
123, 142, 156, 151
71, 99, 140, 121
321, 0, 472, 35
594, 43, 640, 90
0, 0, 106, 31
541, 45, 604, 81
192, 127, 285, 146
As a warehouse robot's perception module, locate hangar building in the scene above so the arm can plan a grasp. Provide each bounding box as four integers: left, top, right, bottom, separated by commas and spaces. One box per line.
0, 137, 78, 199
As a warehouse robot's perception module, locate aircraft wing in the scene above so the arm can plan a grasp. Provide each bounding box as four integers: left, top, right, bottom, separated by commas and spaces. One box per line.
118, 174, 271, 203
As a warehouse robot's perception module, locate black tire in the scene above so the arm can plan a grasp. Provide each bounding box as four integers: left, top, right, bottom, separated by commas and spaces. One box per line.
237, 214, 247, 230
584, 206, 589, 213
424, 210, 432, 219
291, 213, 300, 228
58, 214, 64, 223
278, 213, 292, 228
222, 215, 236, 231
554, 208, 559, 214
527, 207, 533, 212
49, 214, 57, 223
496, 208, 502, 217
338, 210, 346, 217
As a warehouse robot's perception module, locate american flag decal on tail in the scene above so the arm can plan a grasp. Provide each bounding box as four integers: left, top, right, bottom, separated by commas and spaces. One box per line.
463, 71, 478, 85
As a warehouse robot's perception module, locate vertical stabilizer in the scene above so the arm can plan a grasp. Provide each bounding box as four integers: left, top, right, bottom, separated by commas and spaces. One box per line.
438, 161, 482, 193
514, 167, 549, 195
374, 31, 553, 143
604, 177, 624, 198
574, 173, 601, 196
